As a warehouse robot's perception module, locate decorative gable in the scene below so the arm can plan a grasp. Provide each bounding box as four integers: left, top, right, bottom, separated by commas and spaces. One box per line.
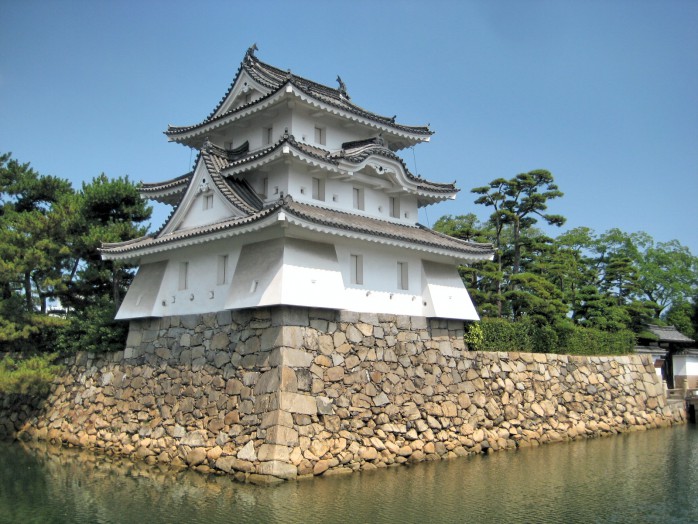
213, 69, 271, 118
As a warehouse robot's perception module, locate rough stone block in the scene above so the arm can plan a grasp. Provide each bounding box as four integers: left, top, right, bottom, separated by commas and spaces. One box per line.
269, 347, 313, 368
280, 367, 298, 392
216, 455, 254, 474
338, 310, 360, 323
278, 392, 317, 415
213, 351, 230, 368
181, 430, 206, 447
255, 369, 280, 395
257, 460, 297, 479
183, 448, 206, 467
216, 310, 232, 326
126, 328, 143, 348
211, 332, 230, 350
266, 425, 299, 446
327, 366, 345, 382
261, 327, 282, 351
258, 444, 291, 462
272, 306, 310, 327
181, 315, 199, 329
316, 396, 335, 415
261, 410, 294, 429
374, 392, 390, 406
411, 316, 428, 330
346, 325, 363, 343
237, 440, 257, 462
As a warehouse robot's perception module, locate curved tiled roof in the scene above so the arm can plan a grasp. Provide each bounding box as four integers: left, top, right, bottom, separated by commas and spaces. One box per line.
202, 146, 263, 215
188, 134, 456, 196
165, 48, 432, 139
100, 195, 494, 261
140, 172, 192, 193
335, 138, 457, 193
139, 173, 192, 205
282, 198, 493, 257
647, 325, 694, 344
100, 205, 279, 256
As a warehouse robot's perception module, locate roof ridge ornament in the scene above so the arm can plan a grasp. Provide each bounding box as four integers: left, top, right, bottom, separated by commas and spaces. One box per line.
336, 75, 349, 99
246, 43, 258, 58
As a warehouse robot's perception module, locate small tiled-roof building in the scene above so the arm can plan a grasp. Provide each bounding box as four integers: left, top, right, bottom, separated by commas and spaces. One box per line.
101, 46, 494, 320
636, 324, 697, 390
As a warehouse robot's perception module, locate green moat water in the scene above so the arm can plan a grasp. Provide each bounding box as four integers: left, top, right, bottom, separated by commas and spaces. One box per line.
0, 425, 696, 523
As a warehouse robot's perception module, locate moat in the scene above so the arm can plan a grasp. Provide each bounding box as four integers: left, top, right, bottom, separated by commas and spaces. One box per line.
1, 425, 696, 523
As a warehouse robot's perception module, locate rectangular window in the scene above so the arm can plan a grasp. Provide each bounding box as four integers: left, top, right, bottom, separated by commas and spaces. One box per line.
397, 262, 408, 290
179, 262, 189, 290
312, 177, 325, 201
264, 127, 273, 145
217, 255, 228, 285
352, 187, 364, 210
203, 193, 214, 210
389, 197, 400, 218
261, 177, 269, 198
314, 126, 326, 145
350, 254, 363, 285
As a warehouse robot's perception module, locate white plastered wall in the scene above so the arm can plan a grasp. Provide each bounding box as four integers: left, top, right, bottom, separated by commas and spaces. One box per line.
226, 237, 345, 310
673, 355, 698, 379
115, 230, 480, 320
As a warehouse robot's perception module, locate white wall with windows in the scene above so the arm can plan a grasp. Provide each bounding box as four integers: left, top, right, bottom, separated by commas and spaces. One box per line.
117, 232, 479, 320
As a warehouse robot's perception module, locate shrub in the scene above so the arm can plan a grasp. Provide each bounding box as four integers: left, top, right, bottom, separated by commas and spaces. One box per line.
473, 317, 636, 355
55, 298, 128, 354
464, 322, 484, 350
0, 353, 62, 397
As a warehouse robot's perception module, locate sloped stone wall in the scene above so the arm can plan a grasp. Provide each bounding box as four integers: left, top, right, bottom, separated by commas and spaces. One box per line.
1, 306, 685, 483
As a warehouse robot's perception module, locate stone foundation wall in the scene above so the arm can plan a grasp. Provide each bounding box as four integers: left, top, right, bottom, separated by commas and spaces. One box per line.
0, 306, 685, 483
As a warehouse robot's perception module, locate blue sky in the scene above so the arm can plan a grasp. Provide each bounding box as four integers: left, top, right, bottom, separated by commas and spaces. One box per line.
2, 0, 697, 253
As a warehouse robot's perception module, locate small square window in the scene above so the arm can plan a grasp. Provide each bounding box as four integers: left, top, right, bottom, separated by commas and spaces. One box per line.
397, 262, 408, 290
203, 194, 214, 210
314, 126, 326, 146
312, 177, 325, 201
217, 255, 228, 285
179, 262, 189, 291
264, 127, 273, 145
353, 187, 364, 210
390, 197, 400, 218
350, 254, 363, 285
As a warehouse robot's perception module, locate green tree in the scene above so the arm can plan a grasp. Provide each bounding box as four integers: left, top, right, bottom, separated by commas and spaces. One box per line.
664, 300, 696, 340
0, 154, 73, 351
56, 174, 151, 354
471, 170, 565, 317
635, 240, 698, 315
0, 153, 152, 355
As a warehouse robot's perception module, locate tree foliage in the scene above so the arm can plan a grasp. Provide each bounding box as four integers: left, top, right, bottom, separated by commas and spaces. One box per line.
436, 168, 698, 348
0, 153, 151, 355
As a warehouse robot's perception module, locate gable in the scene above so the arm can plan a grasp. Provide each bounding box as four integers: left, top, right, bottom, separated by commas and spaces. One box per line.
213, 70, 273, 118
160, 159, 240, 236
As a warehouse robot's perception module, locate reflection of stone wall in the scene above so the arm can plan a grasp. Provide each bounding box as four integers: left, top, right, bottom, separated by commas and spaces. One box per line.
0, 306, 686, 483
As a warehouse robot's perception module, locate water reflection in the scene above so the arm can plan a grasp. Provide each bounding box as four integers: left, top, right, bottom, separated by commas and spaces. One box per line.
1, 426, 696, 523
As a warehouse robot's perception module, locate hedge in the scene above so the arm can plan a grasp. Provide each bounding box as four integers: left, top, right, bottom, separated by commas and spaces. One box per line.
466, 317, 636, 356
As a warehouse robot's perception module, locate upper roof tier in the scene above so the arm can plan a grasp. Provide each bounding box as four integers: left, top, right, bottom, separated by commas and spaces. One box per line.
165, 45, 433, 151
